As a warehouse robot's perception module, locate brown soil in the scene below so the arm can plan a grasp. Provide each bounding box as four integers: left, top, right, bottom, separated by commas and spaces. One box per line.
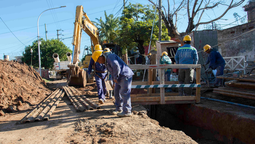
0, 60, 51, 113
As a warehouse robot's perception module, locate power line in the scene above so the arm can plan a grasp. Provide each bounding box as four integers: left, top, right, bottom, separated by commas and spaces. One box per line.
112, 0, 121, 13
0, 36, 37, 51
221, 15, 247, 28
0, 17, 26, 46
114, 0, 129, 18
0, 7, 116, 36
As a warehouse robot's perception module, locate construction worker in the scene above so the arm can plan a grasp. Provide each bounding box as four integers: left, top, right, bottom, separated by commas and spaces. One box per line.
175, 35, 198, 96
103, 48, 113, 99
160, 51, 172, 92
160, 51, 172, 80
92, 49, 134, 117
147, 53, 152, 64
88, 44, 107, 104
204, 44, 225, 87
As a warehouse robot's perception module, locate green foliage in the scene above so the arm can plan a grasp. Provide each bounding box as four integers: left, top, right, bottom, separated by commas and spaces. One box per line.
117, 3, 170, 54
94, 11, 120, 44
22, 39, 71, 69
94, 3, 170, 55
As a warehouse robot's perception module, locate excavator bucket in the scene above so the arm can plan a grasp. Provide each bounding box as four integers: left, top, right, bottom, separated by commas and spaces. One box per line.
67, 67, 87, 87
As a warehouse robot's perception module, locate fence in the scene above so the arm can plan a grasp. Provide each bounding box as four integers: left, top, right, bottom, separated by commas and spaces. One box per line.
129, 64, 201, 105
223, 56, 247, 73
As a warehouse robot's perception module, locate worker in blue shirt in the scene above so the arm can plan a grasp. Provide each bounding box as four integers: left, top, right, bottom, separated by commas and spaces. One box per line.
88, 44, 107, 104
92, 48, 134, 117
204, 44, 225, 87
175, 35, 198, 96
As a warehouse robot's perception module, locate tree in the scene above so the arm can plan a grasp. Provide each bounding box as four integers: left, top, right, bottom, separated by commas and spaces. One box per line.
149, 0, 245, 40
22, 39, 72, 69
118, 3, 170, 55
94, 11, 120, 43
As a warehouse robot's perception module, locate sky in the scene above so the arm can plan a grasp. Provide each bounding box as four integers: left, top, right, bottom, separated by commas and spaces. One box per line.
0, 0, 248, 61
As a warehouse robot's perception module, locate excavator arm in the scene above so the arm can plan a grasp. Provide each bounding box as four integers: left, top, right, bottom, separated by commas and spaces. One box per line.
68, 5, 99, 87
72, 5, 99, 65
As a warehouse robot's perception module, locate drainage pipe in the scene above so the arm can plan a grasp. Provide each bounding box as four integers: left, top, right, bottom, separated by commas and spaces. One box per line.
201, 97, 255, 109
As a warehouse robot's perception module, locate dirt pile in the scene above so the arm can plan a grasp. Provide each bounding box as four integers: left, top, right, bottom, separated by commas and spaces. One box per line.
0, 60, 51, 114
67, 114, 197, 144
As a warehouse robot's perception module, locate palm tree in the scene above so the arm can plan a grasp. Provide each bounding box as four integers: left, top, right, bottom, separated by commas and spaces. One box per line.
94, 11, 120, 43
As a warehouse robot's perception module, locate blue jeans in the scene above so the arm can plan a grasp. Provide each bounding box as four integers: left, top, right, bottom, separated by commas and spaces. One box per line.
215, 65, 225, 86
114, 76, 132, 114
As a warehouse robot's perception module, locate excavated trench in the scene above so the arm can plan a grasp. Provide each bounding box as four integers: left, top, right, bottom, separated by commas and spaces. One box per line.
145, 99, 255, 144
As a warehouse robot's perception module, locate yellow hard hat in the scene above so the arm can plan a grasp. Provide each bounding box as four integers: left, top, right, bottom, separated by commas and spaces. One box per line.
203, 44, 211, 52
95, 44, 102, 51
148, 53, 151, 56
183, 35, 191, 42
161, 51, 168, 56
103, 48, 111, 53
92, 50, 103, 62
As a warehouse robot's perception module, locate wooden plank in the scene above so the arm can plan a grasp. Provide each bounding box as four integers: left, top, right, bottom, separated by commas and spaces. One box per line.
128, 64, 201, 70
132, 81, 178, 85
214, 88, 255, 97
224, 80, 238, 85
131, 93, 179, 97
132, 81, 148, 85
132, 100, 195, 105
196, 68, 201, 103
217, 87, 255, 93
152, 81, 179, 84
165, 96, 196, 101
213, 90, 255, 100
151, 54, 156, 93
228, 82, 255, 88
216, 76, 255, 83
131, 96, 196, 102
160, 68, 165, 104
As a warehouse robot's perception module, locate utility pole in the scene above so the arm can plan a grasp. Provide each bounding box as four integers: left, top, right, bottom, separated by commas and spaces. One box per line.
45, 24, 48, 40
158, 0, 162, 41
123, 0, 125, 7
57, 29, 63, 40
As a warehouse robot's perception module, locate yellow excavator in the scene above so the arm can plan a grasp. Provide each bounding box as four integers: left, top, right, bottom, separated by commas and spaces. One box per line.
67, 5, 99, 87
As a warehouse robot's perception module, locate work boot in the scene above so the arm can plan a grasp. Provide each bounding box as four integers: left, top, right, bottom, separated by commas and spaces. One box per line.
98, 99, 104, 104
111, 110, 122, 115
117, 112, 132, 117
